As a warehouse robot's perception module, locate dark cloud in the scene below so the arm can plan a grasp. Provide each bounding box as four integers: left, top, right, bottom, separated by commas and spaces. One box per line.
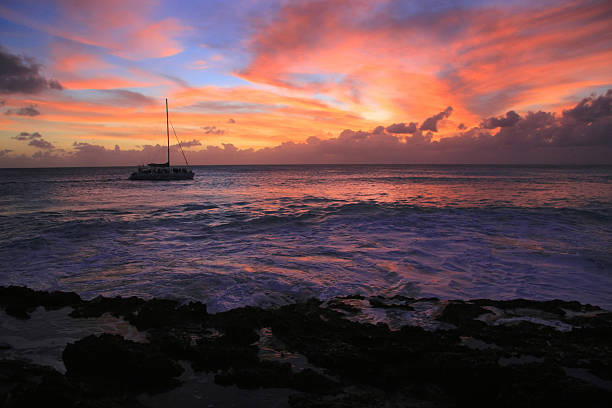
2, 91, 611, 167
28, 138, 54, 150
0, 149, 11, 157
95, 89, 156, 106
5, 104, 40, 116
0, 100, 5, 107
12, 131, 54, 150
491, 91, 612, 148
186, 101, 274, 114
386, 122, 418, 134
161, 74, 191, 88
0, 46, 63, 94
202, 126, 225, 135
562, 90, 612, 124
481, 110, 521, 129
372, 125, 385, 134
457, 123, 466, 130
12, 131, 42, 141
420, 106, 453, 132
180, 139, 202, 148
227, 118, 236, 123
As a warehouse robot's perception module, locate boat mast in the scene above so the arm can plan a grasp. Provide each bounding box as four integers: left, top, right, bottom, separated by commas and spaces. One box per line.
166, 98, 170, 166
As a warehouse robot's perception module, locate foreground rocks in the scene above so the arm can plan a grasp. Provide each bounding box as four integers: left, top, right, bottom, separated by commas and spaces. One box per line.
1, 286, 611, 407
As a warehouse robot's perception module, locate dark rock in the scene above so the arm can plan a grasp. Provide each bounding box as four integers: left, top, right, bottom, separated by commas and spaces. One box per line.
63, 334, 183, 393
336, 294, 365, 300
2, 286, 611, 406
436, 300, 491, 327
473, 298, 601, 315
70, 295, 208, 331
292, 369, 340, 394
0, 359, 81, 408
69, 295, 145, 319
191, 337, 259, 371
0, 286, 82, 319
0, 359, 141, 408
215, 360, 293, 389
326, 299, 361, 313
368, 296, 414, 310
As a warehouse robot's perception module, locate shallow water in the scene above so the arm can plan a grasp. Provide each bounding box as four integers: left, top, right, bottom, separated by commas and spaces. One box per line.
0, 165, 611, 311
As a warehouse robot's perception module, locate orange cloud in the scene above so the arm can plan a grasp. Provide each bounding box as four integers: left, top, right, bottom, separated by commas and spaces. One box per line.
59, 77, 153, 90
239, 0, 612, 131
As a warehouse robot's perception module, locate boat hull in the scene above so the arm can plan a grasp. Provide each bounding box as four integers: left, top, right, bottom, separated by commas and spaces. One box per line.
129, 170, 194, 180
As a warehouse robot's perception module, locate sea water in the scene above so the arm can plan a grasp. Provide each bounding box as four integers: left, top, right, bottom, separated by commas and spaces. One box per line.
0, 165, 610, 312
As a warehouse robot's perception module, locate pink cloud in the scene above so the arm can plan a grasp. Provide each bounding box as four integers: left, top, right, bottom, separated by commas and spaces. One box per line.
3, 90, 610, 167
238, 0, 612, 127
0, 0, 188, 59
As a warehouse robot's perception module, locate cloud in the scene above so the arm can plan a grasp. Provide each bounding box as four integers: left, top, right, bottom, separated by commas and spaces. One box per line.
189, 60, 208, 70
187, 101, 275, 114
161, 74, 191, 88
202, 126, 225, 135
491, 91, 612, 148
7, 1, 190, 60
481, 111, 521, 129
5, 104, 40, 116
563, 89, 612, 124
95, 89, 156, 106
227, 118, 236, 124
0, 149, 11, 157
386, 122, 417, 134
12, 132, 42, 141
238, 0, 612, 126
420, 107, 453, 132
0, 47, 63, 94
12, 131, 54, 150
180, 139, 202, 148
2, 90, 611, 166
457, 123, 466, 130
28, 138, 55, 150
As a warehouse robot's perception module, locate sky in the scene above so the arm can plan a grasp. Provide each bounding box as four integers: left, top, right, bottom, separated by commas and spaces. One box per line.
0, 0, 611, 166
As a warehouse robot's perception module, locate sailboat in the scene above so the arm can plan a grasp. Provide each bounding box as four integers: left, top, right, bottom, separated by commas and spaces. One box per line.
129, 98, 195, 180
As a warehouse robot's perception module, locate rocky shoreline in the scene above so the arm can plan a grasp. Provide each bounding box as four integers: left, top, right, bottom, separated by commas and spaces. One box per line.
1, 285, 611, 407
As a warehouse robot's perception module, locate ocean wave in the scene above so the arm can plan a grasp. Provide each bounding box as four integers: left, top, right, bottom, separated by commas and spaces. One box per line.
1, 165, 611, 312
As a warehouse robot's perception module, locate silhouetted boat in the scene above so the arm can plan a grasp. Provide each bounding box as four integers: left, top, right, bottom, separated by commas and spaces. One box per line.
129, 98, 194, 180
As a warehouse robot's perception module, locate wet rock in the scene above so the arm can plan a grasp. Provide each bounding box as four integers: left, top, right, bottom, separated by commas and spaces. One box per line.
292, 369, 340, 394
69, 295, 145, 319
215, 360, 293, 389
473, 298, 601, 316
436, 300, 491, 328
63, 334, 183, 393
0, 359, 150, 407
0, 286, 82, 319
368, 296, 414, 310
70, 295, 208, 332
325, 299, 361, 313
0, 359, 83, 408
2, 286, 611, 406
191, 336, 259, 372
336, 294, 365, 300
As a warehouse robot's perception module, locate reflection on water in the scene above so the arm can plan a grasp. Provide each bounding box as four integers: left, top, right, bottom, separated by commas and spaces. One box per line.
0, 165, 611, 311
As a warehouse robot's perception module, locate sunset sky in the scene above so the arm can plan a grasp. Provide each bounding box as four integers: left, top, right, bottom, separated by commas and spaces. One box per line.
1, 0, 611, 166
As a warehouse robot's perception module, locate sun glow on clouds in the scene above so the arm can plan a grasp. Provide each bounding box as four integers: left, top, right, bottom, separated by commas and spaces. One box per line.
0, 0, 611, 164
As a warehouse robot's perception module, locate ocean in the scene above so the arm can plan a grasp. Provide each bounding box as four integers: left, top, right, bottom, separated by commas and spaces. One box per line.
1, 165, 611, 312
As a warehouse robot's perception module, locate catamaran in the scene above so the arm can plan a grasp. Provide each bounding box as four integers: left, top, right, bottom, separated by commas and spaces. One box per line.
129, 98, 194, 180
